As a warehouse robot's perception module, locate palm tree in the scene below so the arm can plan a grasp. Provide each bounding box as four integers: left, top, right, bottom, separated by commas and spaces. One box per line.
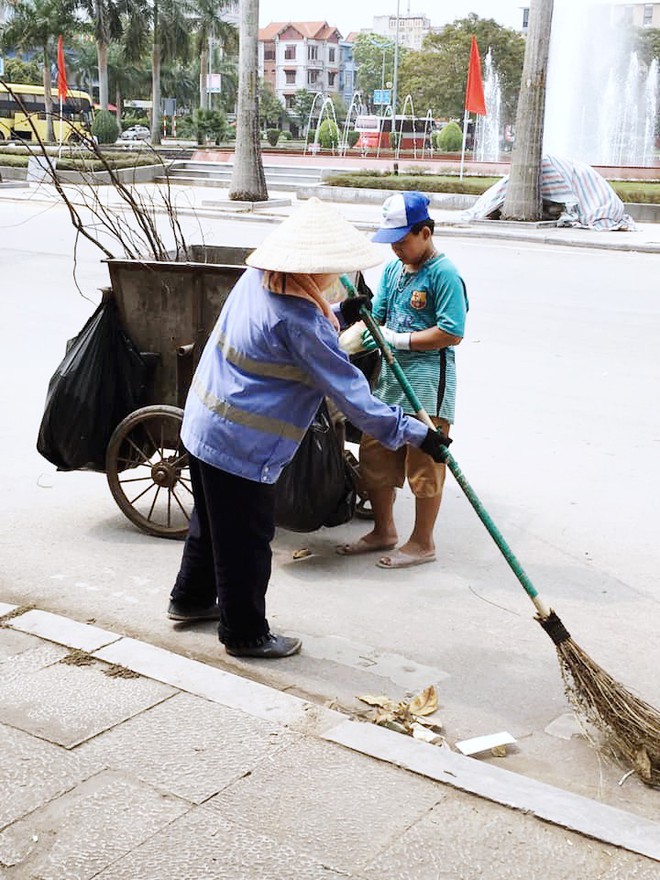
1, 0, 79, 141
193, 0, 237, 112
78, 0, 144, 111
69, 39, 98, 98
117, 0, 190, 145
501, 0, 555, 221
229, 0, 267, 201
107, 43, 149, 124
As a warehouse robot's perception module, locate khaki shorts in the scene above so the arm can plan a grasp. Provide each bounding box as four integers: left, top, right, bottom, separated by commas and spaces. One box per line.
359, 417, 450, 499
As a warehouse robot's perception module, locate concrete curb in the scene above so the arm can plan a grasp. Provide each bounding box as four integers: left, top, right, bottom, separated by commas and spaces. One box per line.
2, 603, 659, 862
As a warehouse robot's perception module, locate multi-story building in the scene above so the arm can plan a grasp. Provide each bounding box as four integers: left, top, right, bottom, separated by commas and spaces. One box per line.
338, 39, 358, 109
259, 20, 343, 125
371, 12, 437, 50
622, 2, 660, 26
521, 3, 660, 32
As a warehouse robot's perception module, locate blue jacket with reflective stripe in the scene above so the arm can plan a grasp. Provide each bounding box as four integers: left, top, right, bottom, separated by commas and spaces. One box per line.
181, 268, 427, 483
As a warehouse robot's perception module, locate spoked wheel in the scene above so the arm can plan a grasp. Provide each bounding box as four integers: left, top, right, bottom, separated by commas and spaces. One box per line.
106, 405, 192, 539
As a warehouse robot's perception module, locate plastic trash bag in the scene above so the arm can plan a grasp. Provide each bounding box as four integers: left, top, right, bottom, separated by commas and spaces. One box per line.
274, 400, 356, 532
37, 299, 148, 471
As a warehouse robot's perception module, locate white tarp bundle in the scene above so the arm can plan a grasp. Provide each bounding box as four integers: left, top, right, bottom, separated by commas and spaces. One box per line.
463, 155, 636, 230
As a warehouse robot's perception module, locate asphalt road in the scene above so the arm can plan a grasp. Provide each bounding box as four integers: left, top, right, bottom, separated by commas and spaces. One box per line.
2, 190, 660, 819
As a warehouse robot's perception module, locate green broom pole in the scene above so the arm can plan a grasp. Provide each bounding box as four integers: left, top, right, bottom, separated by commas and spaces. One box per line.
340, 274, 550, 619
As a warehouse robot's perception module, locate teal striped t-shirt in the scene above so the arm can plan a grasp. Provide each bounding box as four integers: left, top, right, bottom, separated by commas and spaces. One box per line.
372, 253, 468, 423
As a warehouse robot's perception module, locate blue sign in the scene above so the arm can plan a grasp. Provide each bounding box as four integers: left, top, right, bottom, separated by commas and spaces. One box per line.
373, 89, 391, 105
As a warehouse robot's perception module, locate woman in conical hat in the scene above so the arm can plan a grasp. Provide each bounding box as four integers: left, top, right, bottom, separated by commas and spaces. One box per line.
168, 199, 448, 659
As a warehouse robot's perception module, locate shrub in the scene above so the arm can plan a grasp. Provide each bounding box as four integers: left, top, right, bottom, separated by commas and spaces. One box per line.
389, 130, 400, 151
318, 118, 339, 149
266, 128, 281, 147
178, 109, 229, 145
306, 128, 317, 144
281, 130, 293, 140
347, 130, 360, 148
92, 110, 120, 145
436, 122, 463, 152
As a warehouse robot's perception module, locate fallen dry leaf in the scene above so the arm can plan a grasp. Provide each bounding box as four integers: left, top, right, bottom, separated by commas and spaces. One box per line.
409, 685, 439, 716
357, 694, 397, 709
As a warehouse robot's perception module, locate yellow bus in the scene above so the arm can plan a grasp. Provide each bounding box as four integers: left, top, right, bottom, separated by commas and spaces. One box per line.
0, 82, 93, 143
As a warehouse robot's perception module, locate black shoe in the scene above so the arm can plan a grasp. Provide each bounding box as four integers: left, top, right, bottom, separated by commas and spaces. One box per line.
167, 600, 221, 622
225, 633, 302, 659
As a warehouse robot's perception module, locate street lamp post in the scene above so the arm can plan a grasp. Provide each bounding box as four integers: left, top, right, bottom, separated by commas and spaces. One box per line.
391, 0, 400, 126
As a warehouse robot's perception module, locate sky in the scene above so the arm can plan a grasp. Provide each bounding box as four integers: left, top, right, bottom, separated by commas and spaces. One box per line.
258, 0, 634, 40
258, 1, 526, 38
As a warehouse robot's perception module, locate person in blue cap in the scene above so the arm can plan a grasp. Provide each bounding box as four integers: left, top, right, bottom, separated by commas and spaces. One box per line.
337, 192, 468, 568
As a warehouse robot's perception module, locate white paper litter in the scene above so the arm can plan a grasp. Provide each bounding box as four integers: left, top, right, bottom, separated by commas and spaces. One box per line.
455, 731, 516, 756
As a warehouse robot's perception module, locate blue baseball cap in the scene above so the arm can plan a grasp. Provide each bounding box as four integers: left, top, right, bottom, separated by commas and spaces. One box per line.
372, 191, 431, 243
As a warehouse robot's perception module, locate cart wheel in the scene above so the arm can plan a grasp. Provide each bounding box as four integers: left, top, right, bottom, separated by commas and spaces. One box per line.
343, 449, 374, 520
106, 405, 192, 539
354, 494, 374, 520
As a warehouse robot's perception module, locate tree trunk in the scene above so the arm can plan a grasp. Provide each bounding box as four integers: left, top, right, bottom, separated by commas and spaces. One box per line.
43, 47, 55, 143
151, 1, 162, 145
98, 40, 109, 111
229, 0, 267, 201
501, 0, 554, 221
199, 43, 208, 111
115, 86, 122, 124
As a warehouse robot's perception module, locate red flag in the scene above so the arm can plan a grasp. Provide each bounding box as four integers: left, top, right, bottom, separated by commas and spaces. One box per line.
57, 35, 68, 97
465, 35, 486, 115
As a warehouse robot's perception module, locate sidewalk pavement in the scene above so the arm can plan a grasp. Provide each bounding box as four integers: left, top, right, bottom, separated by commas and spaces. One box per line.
1, 602, 659, 879
2, 179, 660, 877
2, 178, 660, 254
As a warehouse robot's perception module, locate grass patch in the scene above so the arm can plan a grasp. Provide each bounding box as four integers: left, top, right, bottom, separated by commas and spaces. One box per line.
324, 169, 660, 203
609, 181, 660, 204
0, 150, 161, 171
324, 171, 500, 195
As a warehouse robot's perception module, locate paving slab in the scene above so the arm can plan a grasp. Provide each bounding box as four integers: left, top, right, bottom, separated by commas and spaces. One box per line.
0, 652, 175, 747
0, 769, 189, 879
0, 724, 102, 831
0, 627, 44, 661
94, 806, 354, 880
362, 790, 660, 880
77, 691, 298, 803
206, 736, 442, 874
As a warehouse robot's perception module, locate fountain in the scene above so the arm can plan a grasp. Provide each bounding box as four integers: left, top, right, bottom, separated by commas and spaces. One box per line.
393, 94, 417, 161
339, 91, 366, 156
474, 49, 502, 162
421, 109, 435, 161
544, 0, 659, 166
303, 93, 341, 155
375, 105, 393, 159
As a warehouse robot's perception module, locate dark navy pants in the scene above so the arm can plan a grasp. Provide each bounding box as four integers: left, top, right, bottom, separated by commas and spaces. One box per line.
171, 453, 276, 647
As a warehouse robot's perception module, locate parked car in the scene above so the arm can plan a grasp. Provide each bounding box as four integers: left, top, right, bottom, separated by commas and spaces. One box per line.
121, 125, 150, 141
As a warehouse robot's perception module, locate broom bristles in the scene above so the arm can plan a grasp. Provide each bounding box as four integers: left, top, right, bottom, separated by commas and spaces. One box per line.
556, 637, 660, 787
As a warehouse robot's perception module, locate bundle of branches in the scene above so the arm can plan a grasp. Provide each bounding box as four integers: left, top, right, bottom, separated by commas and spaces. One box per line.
0, 80, 188, 263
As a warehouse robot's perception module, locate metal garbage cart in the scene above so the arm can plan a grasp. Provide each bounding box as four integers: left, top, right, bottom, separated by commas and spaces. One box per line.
104, 245, 252, 539
103, 249, 371, 539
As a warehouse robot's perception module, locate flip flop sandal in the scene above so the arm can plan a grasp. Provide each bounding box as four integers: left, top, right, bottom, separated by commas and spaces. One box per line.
376, 550, 436, 569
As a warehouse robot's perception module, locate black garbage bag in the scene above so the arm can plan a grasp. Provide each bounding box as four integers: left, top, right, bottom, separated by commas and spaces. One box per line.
274, 400, 356, 532
37, 299, 148, 471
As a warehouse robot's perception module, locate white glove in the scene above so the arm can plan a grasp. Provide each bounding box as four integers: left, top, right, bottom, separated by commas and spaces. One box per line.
380, 326, 412, 351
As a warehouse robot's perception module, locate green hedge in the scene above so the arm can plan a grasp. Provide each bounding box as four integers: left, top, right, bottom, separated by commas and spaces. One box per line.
323, 172, 501, 195
0, 151, 159, 171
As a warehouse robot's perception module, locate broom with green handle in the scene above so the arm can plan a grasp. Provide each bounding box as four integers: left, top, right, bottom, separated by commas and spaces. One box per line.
340, 273, 660, 785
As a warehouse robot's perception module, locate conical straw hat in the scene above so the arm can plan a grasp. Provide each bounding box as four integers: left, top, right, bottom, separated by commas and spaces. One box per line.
246, 198, 382, 273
